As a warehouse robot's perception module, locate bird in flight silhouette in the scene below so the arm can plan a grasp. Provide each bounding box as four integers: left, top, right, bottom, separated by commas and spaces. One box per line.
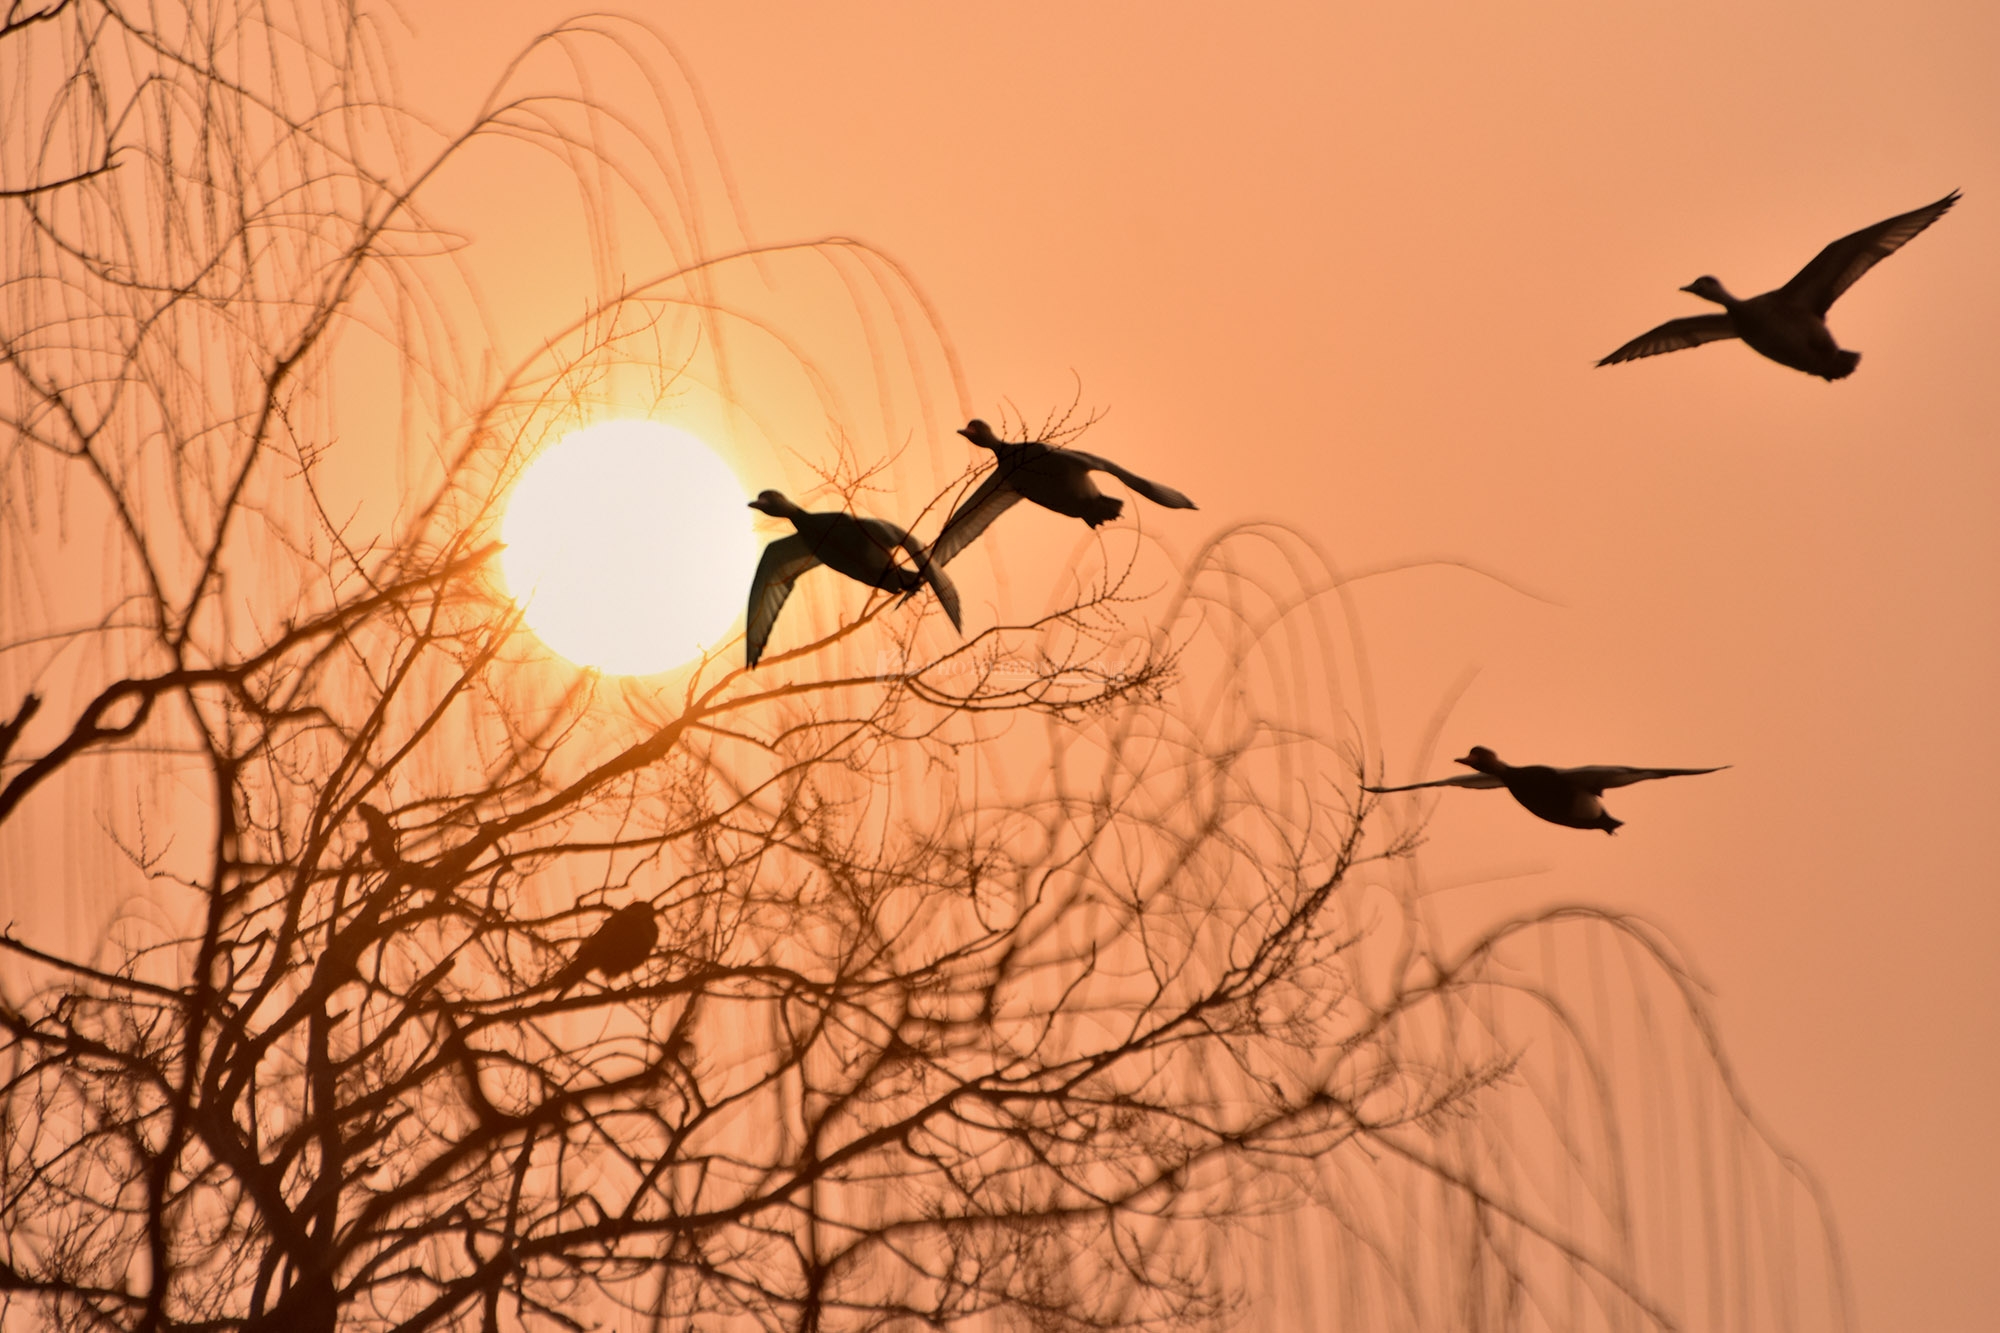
929, 419, 1197, 566
1597, 190, 1959, 380
1365, 746, 1727, 834
547, 901, 660, 993
744, 490, 962, 668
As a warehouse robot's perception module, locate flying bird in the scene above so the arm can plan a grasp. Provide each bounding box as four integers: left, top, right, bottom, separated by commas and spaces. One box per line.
1597, 190, 1959, 380
1365, 746, 1726, 835
744, 490, 963, 668
546, 901, 660, 993
929, 418, 1197, 567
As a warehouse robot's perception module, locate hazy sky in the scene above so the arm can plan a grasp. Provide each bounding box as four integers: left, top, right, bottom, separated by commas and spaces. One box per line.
401, 3, 1999, 1328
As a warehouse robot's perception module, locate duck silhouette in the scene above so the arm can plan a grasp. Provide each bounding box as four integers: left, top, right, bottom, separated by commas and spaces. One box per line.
744, 490, 963, 668
1365, 746, 1727, 834
1598, 190, 1959, 380
929, 419, 1197, 566
546, 901, 660, 993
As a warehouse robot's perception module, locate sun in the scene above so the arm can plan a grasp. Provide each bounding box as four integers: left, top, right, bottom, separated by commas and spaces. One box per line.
499, 420, 760, 675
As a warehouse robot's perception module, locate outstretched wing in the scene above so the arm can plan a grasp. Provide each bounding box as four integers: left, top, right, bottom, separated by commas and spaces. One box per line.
1063, 450, 1198, 510
1364, 773, 1508, 793
888, 526, 964, 632
1780, 190, 1959, 316
1597, 315, 1739, 366
746, 535, 817, 668
930, 470, 1023, 566
1558, 764, 1728, 794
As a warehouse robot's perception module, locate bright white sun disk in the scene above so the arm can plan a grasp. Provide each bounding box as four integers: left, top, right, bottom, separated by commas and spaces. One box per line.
500, 421, 759, 675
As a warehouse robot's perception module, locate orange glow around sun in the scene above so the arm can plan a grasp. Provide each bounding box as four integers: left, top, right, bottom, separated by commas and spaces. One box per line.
499, 420, 760, 675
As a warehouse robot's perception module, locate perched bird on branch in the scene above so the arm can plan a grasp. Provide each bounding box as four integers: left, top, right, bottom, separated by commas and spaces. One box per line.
308, 803, 413, 989
356, 800, 470, 897
1597, 190, 1959, 380
357, 803, 405, 874
929, 419, 1197, 567
1365, 746, 1726, 834
744, 490, 962, 668
546, 901, 660, 992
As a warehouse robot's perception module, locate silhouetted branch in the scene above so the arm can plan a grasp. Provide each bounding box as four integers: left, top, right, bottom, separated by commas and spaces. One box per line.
0, 0, 73, 43
0, 155, 117, 199
0, 3, 1847, 1331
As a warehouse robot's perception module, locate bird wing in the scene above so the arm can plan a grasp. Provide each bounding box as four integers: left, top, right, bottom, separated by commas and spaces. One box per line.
1363, 774, 1508, 793
854, 515, 919, 559
746, 535, 818, 668
1558, 764, 1728, 793
1061, 450, 1198, 510
1780, 190, 1959, 316
1597, 315, 1740, 365
930, 470, 1023, 566
880, 524, 964, 632
922, 560, 963, 632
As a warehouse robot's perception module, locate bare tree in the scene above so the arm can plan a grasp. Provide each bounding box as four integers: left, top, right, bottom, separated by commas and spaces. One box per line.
0, 2, 1847, 1332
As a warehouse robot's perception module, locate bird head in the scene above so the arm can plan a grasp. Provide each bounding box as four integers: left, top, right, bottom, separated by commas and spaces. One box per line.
1679, 275, 1730, 304
1455, 746, 1504, 774
747, 489, 792, 517
957, 419, 1002, 450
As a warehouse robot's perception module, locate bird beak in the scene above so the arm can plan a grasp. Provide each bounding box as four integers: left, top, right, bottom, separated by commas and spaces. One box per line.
955, 428, 973, 440
1677, 282, 1701, 295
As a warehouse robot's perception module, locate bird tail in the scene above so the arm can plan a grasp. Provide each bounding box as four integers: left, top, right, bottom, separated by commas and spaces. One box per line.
1598, 814, 1624, 836
1080, 495, 1124, 528
1823, 350, 1860, 380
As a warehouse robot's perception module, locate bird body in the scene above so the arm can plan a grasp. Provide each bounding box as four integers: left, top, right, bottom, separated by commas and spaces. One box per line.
985, 442, 1126, 527
357, 802, 404, 874
548, 901, 660, 992
931, 419, 1197, 566
745, 490, 962, 667
1365, 746, 1726, 835
1598, 190, 1959, 379
1711, 281, 1860, 380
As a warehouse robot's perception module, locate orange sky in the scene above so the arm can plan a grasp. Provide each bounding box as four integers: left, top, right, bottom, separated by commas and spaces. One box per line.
398, 3, 1999, 1328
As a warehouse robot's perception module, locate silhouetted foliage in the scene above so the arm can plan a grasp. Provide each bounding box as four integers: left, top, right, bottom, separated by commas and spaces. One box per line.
0, 3, 1848, 1332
